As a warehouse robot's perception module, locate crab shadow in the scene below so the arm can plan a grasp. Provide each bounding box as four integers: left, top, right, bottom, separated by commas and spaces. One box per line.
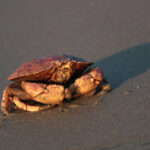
94, 43, 150, 89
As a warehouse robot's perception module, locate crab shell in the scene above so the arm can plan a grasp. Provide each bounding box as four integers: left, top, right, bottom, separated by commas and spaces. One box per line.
8, 55, 93, 84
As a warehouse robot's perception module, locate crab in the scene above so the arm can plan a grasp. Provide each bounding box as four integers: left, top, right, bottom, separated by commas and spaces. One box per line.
1, 55, 111, 115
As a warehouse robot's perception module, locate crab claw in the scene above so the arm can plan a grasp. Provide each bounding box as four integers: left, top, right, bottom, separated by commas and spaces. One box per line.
21, 81, 47, 98
21, 81, 71, 105
87, 68, 104, 82
68, 67, 105, 97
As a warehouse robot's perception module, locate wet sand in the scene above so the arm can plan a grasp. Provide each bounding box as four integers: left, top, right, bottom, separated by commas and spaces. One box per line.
0, 0, 150, 150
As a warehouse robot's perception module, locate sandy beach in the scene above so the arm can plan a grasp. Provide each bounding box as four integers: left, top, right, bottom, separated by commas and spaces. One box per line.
0, 0, 150, 149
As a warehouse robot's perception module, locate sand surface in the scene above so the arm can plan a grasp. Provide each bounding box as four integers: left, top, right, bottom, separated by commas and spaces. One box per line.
0, 0, 150, 150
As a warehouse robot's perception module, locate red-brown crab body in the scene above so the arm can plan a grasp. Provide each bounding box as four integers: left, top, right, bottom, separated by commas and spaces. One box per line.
1, 55, 111, 115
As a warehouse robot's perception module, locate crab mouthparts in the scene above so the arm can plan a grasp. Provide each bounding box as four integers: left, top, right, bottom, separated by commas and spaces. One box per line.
50, 62, 73, 84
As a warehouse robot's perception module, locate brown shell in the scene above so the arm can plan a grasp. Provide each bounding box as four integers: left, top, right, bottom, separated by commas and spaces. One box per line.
8, 55, 93, 83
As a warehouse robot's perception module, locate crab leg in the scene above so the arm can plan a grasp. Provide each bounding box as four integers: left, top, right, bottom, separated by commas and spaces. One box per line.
13, 96, 52, 112
1, 83, 34, 115
96, 78, 111, 95
100, 78, 111, 91
1, 86, 13, 115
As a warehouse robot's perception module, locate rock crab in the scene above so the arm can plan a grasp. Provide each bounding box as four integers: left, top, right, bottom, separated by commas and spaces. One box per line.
1, 55, 111, 115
